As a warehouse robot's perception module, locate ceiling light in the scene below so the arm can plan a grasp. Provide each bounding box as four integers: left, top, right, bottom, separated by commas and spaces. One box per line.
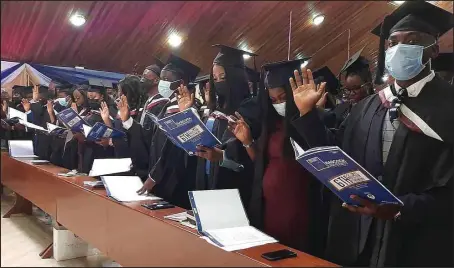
393, 1, 405, 5
382, 74, 389, 82
69, 14, 86, 27
168, 33, 182, 48
301, 60, 309, 68
312, 15, 325, 26
243, 54, 251, 60
75, 66, 85, 69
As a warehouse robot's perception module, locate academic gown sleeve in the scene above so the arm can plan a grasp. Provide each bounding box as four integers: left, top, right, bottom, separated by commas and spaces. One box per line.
30, 102, 52, 160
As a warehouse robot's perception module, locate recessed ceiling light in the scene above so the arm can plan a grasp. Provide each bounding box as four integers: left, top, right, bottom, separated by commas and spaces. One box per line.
75, 66, 85, 69
393, 1, 405, 5
301, 60, 309, 68
382, 74, 389, 82
69, 14, 86, 27
168, 33, 182, 48
243, 54, 251, 60
312, 15, 325, 26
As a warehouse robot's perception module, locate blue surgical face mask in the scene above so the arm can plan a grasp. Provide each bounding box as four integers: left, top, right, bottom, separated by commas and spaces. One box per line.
158, 80, 173, 98
272, 101, 286, 117
55, 97, 68, 107
385, 43, 434, 81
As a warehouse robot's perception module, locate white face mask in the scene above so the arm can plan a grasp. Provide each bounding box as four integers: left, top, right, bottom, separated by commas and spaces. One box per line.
158, 80, 173, 98
272, 102, 286, 117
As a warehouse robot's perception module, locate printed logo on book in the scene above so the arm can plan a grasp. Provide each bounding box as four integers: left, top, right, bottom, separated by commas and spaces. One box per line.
306, 157, 348, 171
329, 170, 370, 191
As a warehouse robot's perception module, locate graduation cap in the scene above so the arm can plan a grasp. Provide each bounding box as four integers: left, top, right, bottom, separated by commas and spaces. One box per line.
162, 54, 201, 83
312, 66, 340, 95
88, 79, 110, 94
371, 1, 454, 84
432, 53, 454, 72
12, 85, 33, 97
194, 74, 210, 88
144, 56, 166, 77
212, 44, 258, 68
339, 47, 370, 75
262, 58, 311, 89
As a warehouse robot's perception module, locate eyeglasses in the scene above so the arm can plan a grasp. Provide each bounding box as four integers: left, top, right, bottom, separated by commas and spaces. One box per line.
341, 82, 372, 95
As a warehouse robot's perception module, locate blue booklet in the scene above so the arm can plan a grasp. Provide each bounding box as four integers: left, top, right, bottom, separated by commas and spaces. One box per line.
56, 108, 90, 132
290, 139, 403, 207
82, 122, 126, 142
152, 108, 221, 155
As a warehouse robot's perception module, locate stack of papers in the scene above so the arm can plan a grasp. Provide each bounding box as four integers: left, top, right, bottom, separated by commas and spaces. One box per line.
57, 170, 88, 177
89, 158, 132, 177
100, 176, 161, 202
164, 211, 197, 229
8, 140, 37, 158
188, 189, 277, 251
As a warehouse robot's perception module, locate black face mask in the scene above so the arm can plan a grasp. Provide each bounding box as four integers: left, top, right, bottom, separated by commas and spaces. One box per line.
214, 81, 229, 98
88, 99, 101, 111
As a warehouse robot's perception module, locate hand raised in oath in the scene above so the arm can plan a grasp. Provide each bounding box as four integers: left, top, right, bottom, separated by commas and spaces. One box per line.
177, 84, 194, 111
117, 95, 130, 122
228, 112, 253, 146
289, 67, 327, 116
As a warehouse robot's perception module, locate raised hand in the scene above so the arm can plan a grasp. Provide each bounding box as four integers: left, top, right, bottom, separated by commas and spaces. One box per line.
21, 98, 31, 112
177, 84, 194, 111
316, 88, 328, 109
47, 100, 54, 114
71, 102, 78, 112
289, 67, 327, 116
99, 101, 112, 126
204, 82, 211, 106
227, 112, 253, 146
2, 100, 8, 114
32, 85, 39, 102
117, 95, 130, 122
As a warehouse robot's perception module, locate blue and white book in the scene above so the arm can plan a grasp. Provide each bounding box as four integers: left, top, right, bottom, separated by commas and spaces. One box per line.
82, 122, 125, 142
290, 139, 403, 206
152, 108, 221, 155
56, 108, 90, 132
188, 189, 277, 251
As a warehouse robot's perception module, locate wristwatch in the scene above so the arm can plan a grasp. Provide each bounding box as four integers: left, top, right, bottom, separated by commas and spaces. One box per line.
243, 140, 254, 148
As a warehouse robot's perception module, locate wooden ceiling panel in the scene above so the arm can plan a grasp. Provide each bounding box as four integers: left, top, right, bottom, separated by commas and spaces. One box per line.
1, 1, 452, 77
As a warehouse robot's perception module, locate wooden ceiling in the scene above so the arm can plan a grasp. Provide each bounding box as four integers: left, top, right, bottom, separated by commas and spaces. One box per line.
1, 1, 453, 77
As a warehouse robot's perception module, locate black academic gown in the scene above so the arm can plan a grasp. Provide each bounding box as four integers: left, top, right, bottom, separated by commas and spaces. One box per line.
194, 114, 255, 208
292, 76, 454, 267
30, 102, 52, 160
79, 112, 116, 174
121, 95, 170, 180
148, 101, 198, 209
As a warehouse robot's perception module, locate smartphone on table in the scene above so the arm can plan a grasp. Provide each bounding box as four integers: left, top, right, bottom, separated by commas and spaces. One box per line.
261, 249, 297, 261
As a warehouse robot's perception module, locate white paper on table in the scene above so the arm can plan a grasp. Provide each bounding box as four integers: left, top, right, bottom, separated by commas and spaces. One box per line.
8, 140, 37, 158
201, 236, 276, 252
89, 158, 132, 177
8, 107, 27, 122
100, 176, 161, 202
205, 226, 277, 248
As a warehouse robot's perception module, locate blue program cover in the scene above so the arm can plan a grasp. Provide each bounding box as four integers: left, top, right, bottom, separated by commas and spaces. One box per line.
85, 122, 126, 142
56, 108, 89, 132
156, 108, 221, 155
292, 142, 403, 207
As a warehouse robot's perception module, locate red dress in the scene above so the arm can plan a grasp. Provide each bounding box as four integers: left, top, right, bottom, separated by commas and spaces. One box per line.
263, 120, 311, 251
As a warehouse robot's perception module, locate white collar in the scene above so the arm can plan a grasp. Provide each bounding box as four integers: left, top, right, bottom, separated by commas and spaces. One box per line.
394, 70, 435, 97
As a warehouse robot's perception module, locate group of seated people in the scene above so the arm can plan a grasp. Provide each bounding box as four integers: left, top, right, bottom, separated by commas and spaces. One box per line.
1, 3, 453, 267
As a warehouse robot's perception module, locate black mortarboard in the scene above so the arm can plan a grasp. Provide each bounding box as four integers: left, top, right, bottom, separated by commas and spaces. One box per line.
371, 1, 454, 84
144, 56, 165, 77
195, 74, 210, 88
432, 53, 454, 72
312, 66, 340, 95
339, 47, 370, 74
212, 44, 258, 68
263, 58, 311, 89
162, 54, 201, 83
12, 85, 33, 96
88, 79, 109, 94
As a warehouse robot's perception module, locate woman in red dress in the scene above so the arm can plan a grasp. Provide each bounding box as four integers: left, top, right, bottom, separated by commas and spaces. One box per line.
229, 59, 329, 256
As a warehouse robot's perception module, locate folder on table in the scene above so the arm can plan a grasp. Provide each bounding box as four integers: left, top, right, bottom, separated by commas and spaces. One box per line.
8, 140, 37, 158
100, 176, 161, 202
89, 158, 133, 177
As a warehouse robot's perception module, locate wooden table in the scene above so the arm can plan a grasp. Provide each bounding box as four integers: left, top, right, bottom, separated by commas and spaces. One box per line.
1, 153, 338, 267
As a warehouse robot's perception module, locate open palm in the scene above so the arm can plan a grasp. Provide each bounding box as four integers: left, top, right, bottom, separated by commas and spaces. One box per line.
177, 85, 194, 111
290, 67, 327, 116
117, 96, 130, 122
228, 112, 252, 145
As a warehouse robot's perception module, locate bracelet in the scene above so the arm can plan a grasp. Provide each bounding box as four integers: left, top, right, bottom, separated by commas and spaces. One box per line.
243, 140, 254, 148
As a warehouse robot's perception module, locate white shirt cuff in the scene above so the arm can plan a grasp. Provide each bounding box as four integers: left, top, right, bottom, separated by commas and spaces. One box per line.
122, 117, 133, 130
26, 110, 32, 115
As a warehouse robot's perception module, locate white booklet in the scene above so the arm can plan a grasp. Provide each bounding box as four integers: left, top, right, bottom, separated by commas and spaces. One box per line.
8, 107, 27, 122
89, 158, 132, 177
18, 119, 46, 132
188, 189, 277, 251
8, 140, 37, 158
100, 176, 161, 202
